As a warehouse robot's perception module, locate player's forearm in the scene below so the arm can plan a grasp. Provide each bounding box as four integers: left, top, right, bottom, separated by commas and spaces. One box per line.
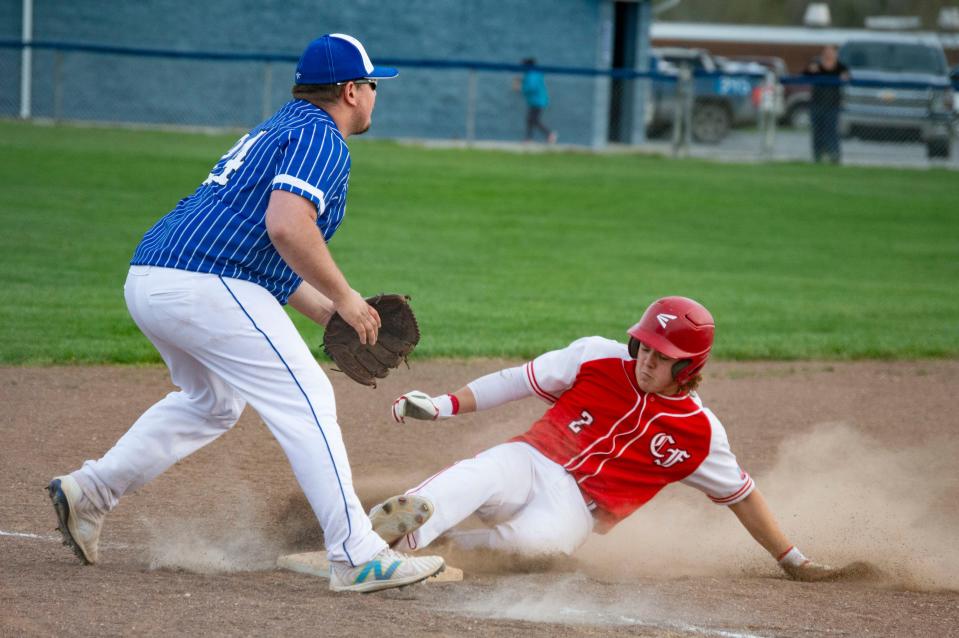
730, 490, 843, 581
728, 489, 792, 558
466, 365, 533, 411
417, 386, 477, 418
436, 366, 533, 416
449, 386, 477, 414
392, 366, 529, 422
271, 224, 351, 304
288, 281, 336, 326
265, 191, 352, 304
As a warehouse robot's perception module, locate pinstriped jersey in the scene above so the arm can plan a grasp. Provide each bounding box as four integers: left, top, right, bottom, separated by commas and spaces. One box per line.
131, 100, 350, 304
513, 337, 754, 524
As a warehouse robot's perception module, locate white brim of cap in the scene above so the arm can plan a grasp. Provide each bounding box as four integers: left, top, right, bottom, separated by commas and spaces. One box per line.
366, 66, 399, 79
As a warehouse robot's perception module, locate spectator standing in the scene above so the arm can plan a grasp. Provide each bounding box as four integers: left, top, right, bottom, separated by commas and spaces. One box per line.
519, 58, 558, 144
803, 45, 849, 163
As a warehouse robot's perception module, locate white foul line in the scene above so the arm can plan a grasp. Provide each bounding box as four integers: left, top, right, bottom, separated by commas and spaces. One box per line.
0, 530, 59, 541
555, 607, 771, 638
0, 529, 129, 549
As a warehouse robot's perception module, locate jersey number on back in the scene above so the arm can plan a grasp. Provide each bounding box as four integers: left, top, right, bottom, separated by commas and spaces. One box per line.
202, 130, 267, 187
567, 410, 594, 434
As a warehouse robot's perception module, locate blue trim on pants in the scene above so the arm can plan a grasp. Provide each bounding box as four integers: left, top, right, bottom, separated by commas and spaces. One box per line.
217, 276, 356, 566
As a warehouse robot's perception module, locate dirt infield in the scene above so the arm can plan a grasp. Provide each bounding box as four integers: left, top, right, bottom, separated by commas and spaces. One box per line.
2, 360, 958, 637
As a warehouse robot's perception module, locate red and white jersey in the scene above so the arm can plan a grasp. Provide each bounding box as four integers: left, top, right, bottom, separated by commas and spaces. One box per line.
513, 337, 754, 524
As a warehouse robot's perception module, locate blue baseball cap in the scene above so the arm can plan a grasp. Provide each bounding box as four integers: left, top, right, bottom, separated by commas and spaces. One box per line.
295, 33, 398, 84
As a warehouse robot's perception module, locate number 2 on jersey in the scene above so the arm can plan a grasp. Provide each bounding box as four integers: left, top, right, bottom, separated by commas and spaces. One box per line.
202, 130, 267, 187
567, 410, 594, 434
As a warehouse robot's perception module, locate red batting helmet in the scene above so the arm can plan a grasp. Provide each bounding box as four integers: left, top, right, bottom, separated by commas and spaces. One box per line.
627, 296, 715, 385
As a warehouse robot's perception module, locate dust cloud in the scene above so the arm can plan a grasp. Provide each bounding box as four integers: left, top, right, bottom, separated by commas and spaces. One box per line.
144, 485, 283, 574
139, 422, 959, 591
577, 423, 959, 591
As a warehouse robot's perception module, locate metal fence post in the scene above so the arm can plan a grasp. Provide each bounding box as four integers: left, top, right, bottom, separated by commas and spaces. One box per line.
682, 68, 693, 152
53, 51, 64, 122
672, 64, 692, 157
465, 68, 477, 144
19, 0, 34, 119
262, 62, 273, 121
759, 70, 780, 159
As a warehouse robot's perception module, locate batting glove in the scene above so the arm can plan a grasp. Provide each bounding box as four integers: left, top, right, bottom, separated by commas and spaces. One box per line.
391, 391, 458, 423
778, 546, 837, 582
778, 546, 878, 582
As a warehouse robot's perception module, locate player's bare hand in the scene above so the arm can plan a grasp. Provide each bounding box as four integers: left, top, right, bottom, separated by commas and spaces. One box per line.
391, 391, 439, 423
335, 290, 381, 345
782, 559, 880, 583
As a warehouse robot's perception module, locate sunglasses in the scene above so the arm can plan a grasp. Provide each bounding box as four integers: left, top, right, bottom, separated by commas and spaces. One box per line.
338, 78, 377, 91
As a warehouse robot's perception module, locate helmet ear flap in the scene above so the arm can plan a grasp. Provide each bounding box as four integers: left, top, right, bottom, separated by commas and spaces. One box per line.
671, 359, 691, 380
628, 337, 640, 358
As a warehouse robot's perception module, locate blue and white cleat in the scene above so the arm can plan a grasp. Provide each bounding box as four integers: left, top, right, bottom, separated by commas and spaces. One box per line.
47, 475, 105, 565
329, 548, 444, 593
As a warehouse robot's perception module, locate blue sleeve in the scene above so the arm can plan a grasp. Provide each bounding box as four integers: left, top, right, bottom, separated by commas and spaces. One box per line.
271, 124, 351, 215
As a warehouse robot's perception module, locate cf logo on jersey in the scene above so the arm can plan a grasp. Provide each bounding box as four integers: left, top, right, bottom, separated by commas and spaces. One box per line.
656, 313, 678, 328
650, 432, 690, 468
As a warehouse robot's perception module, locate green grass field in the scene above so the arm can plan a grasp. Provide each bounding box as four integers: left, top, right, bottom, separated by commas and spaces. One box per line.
1, 120, 957, 363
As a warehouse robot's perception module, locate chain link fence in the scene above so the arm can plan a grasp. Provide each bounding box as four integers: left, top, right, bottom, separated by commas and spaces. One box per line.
625, 69, 958, 168
2, 41, 956, 168
0, 45, 21, 117
0, 44, 295, 129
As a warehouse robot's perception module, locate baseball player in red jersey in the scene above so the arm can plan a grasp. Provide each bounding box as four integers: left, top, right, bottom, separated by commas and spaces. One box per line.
372, 296, 846, 582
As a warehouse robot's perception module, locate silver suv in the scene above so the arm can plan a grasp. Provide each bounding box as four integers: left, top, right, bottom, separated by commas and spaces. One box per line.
839, 36, 954, 158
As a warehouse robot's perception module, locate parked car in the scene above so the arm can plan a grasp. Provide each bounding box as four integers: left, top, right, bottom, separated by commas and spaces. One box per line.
838, 35, 954, 158
645, 47, 764, 144
724, 55, 814, 128
719, 55, 791, 122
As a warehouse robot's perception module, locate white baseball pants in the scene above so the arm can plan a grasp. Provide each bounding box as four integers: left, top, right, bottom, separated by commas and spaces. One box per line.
398, 442, 594, 555
71, 266, 386, 565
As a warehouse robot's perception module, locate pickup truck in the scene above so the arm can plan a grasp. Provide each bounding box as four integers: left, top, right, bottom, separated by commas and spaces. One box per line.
645, 47, 765, 144
839, 36, 955, 158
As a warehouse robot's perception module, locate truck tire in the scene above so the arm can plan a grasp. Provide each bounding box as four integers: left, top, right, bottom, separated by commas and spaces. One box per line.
692, 102, 731, 144
926, 138, 951, 159
786, 102, 810, 129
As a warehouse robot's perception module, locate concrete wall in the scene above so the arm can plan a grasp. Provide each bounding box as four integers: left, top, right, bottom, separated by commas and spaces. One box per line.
2, 0, 617, 145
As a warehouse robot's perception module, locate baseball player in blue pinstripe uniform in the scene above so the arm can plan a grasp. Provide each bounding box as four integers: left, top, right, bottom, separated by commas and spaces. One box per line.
47, 34, 445, 593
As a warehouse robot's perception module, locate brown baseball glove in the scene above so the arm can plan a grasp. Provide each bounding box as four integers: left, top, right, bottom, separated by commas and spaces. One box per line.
322, 294, 420, 388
